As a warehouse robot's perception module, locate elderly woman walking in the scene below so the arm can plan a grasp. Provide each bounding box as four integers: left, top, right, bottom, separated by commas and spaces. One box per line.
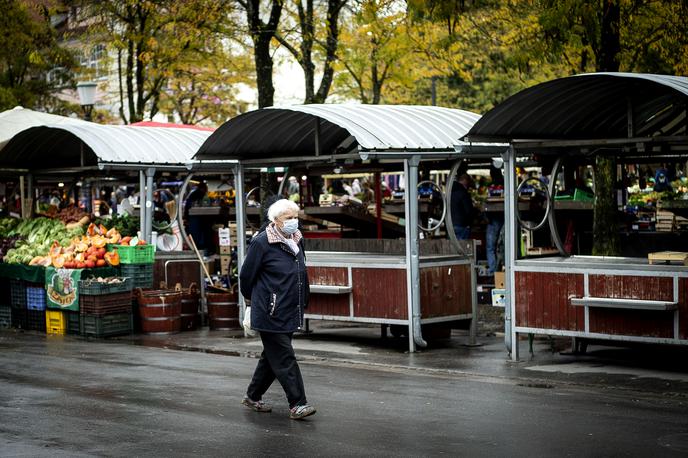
239, 199, 315, 420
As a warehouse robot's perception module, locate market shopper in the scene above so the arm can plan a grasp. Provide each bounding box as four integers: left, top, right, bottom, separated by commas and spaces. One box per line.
183, 182, 210, 253
239, 199, 315, 420
486, 165, 505, 274
450, 174, 477, 240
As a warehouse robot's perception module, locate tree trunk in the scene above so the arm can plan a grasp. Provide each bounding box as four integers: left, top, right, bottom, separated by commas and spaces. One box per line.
597, 0, 621, 72
313, 0, 345, 103
246, 0, 282, 108
254, 36, 276, 108
592, 156, 619, 256
126, 39, 136, 123
592, 0, 621, 255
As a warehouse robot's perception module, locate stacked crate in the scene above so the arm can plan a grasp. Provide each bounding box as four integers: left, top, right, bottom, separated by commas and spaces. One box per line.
656, 210, 676, 232
9, 279, 27, 329
26, 283, 47, 333
79, 278, 134, 338
115, 244, 156, 289
115, 244, 155, 332
0, 278, 11, 328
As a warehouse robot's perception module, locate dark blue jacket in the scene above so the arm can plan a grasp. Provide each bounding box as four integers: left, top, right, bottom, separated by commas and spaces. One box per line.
239, 229, 309, 333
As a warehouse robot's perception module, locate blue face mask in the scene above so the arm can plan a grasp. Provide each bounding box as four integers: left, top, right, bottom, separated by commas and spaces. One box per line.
281, 218, 299, 234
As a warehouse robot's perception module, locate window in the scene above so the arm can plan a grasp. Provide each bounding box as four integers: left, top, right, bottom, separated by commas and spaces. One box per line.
80, 44, 108, 80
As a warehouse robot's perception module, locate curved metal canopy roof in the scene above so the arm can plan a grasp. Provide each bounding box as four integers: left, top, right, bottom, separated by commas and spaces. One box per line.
195, 104, 481, 162
0, 122, 213, 170
0, 106, 88, 150
463, 72, 688, 143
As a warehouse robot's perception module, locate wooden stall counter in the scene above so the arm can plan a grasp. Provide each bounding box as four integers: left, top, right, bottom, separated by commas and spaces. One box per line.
512, 256, 688, 345
305, 251, 474, 328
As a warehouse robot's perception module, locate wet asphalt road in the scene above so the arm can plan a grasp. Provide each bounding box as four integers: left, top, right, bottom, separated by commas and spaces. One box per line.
1, 332, 688, 457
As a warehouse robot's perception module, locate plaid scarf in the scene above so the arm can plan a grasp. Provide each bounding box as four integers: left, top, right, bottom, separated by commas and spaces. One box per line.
266, 223, 302, 255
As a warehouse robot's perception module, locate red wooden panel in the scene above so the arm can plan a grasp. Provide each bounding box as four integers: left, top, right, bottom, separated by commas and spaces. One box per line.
307, 267, 348, 286
588, 275, 675, 337
588, 309, 674, 337
306, 266, 349, 316
307, 295, 350, 316
588, 275, 673, 301
515, 272, 528, 327
352, 268, 407, 319
515, 271, 584, 331
420, 264, 472, 318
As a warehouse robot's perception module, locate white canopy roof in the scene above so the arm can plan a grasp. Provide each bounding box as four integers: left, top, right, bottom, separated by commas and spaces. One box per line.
1, 122, 213, 170
0, 106, 87, 150
196, 104, 482, 162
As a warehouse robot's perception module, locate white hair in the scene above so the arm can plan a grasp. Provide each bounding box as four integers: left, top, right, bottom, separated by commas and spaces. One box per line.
267, 199, 299, 222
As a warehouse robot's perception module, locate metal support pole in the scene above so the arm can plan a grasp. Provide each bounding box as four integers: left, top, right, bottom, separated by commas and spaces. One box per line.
139, 170, 146, 239
144, 168, 155, 243
235, 164, 248, 335
404, 156, 426, 352
504, 146, 519, 361
374, 172, 382, 239
19, 175, 26, 218
469, 239, 478, 345
26, 173, 33, 218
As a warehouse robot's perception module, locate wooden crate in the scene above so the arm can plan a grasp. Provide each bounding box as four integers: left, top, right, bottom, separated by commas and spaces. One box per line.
648, 251, 688, 265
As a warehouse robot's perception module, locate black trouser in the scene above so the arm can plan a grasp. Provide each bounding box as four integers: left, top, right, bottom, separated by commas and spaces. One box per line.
247, 331, 307, 408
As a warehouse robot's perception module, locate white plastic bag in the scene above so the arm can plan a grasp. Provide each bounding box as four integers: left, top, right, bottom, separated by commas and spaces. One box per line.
243, 306, 257, 337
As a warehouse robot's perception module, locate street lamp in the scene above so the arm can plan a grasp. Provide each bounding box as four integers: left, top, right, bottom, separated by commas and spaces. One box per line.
76, 81, 97, 121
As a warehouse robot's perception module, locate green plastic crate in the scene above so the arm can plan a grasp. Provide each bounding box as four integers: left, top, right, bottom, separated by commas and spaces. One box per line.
66, 311, 80, 335
80, 313, 133, 338
79, 277, 133, 296
107, 244, 155, 264
119, 263, 154, 289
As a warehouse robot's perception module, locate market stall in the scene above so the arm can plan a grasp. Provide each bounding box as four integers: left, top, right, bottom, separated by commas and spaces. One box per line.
0, 120, 212, 335
458, 72, 688, 360
194, 104, 481, 351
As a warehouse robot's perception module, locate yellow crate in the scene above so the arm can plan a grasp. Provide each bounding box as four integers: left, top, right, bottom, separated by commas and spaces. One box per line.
46, 310, 67, 335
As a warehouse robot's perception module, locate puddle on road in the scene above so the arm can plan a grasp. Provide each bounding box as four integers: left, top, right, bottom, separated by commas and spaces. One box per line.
517, 382, 555, 389
525, 363, 688, 383
658, 433, 688, 453
127, 340, 259, 359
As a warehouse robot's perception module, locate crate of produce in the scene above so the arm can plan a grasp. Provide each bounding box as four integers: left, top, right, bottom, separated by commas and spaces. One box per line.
80, 313, 133, 338
80, 291, 133, 316
79, 277, 133, 296
27, 309, 46, 332
108, 243, 155, 264
66, 311, 80, 335
46, 309, 67, 335
10, 279, 26, 309
119, 263, 154, 289
0, 304, 11, 328
26, 284, 47, 311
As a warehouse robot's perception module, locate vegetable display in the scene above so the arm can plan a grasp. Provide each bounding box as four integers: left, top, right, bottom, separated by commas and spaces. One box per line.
0, 218, 20, 238
40, 223, 123, 269
3, 221, 122, 269
3, 218, 84, 265
0, 235, 22, 262
95, 214, 140, 237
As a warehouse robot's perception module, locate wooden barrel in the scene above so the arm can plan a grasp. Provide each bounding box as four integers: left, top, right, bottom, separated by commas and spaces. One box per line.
136, 289, 182, 335
180, 284, 200, 331
207, 290, 239, 330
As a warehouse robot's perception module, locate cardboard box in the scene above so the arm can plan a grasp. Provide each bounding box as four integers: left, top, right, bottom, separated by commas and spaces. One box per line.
218, 227, 231, 247
494, 271, 505, 289
219, 245, 232, 254
491, 288, 506, 307
220, 255, 232, 275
